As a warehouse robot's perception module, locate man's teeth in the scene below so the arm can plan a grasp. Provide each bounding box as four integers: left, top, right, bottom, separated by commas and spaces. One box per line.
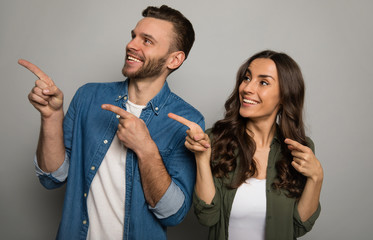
243, 99, 259, 104
128, 56, 141, 62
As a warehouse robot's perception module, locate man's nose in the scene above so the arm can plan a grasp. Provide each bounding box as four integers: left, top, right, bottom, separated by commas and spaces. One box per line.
126, 37, 140, 51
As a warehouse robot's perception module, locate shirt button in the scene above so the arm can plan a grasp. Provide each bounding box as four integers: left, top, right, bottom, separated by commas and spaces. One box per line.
84, 193, 87, 197
116, 114, 120, 119
83, 220, 87, 225
103, 140, 108, 144
155, 107, 159, 111
91, 166, 96, 171
124, 96, 127, 100
118, 95, 121, 98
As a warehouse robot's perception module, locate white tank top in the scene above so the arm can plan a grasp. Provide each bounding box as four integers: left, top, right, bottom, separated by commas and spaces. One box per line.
86, 100, 145, 240
228, 178, 266, 240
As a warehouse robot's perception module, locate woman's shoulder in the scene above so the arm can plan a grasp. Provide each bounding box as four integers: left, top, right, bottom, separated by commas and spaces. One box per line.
205, 128, 216, 143
205, 128, 213, 135
305, 136, 315, 152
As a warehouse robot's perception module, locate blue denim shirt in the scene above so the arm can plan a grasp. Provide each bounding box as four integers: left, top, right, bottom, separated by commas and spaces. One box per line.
37, 80, 205, 239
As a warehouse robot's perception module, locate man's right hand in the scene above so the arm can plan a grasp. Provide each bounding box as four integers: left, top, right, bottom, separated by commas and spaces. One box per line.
18, 59, 64, 118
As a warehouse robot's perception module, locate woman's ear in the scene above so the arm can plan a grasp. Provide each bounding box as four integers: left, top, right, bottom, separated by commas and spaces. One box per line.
167, 51, 186, 70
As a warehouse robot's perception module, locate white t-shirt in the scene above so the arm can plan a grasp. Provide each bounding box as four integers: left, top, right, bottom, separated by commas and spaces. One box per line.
86, 101, 145, 240
228, 178, 267, 240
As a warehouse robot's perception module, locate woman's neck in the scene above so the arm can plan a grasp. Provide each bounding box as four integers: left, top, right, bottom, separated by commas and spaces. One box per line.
246, 120, 277, 149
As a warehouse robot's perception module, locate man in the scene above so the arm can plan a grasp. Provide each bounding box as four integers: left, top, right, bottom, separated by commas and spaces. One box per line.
19, 5, 204, 240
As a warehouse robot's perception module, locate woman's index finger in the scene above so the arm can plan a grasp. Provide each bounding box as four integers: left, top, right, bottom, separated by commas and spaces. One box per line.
168, 113, 197, 129
284, 138, 307, 152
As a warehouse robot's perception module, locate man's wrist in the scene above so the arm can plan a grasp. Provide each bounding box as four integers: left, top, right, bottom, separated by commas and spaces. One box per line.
41, 109, 64, 122
135, 138, 158, 160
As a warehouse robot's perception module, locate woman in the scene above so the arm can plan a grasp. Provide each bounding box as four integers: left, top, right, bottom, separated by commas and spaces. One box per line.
169, 50, 323, 240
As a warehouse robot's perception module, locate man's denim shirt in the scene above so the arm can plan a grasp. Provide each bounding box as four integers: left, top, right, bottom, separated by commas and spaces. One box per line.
36, 80, 205, 239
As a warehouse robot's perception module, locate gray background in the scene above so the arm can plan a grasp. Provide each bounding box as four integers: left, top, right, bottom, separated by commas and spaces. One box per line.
1, 0, 372, 239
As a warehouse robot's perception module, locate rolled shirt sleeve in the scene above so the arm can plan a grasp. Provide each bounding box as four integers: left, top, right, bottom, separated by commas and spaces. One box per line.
148, 181, 185, 219
34, 152, 70, 182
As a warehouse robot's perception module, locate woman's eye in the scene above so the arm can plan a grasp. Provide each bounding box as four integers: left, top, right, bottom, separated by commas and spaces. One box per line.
261, 81, 269, 86
244, 76, 251, 82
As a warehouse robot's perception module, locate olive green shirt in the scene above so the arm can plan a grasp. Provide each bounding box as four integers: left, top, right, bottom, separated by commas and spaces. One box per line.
193, 131, 321, 240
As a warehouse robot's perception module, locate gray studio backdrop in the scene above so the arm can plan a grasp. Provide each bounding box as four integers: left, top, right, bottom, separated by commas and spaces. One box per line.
1, 0, 372, 239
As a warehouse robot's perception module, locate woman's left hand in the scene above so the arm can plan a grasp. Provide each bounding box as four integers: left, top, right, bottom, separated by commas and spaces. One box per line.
285, 138, 323, 182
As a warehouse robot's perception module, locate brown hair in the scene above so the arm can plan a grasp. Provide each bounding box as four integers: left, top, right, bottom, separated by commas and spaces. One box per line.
142, 5, 195, 59
211, 50, 307, 198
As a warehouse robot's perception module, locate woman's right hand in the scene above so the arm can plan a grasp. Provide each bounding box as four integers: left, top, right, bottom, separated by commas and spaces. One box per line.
168, 113, 215, 204
168, 113, 211, 160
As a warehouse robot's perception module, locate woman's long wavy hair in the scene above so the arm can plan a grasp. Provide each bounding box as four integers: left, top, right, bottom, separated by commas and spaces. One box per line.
211, 50, 307, 198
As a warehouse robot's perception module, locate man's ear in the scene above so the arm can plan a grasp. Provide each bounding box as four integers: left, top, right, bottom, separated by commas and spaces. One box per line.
167, 51, 186, 70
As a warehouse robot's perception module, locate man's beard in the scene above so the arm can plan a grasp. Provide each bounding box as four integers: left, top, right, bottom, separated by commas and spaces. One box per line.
122, 55, 168, 79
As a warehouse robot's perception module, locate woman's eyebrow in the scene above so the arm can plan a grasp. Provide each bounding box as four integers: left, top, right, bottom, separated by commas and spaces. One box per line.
258, 74, 275, 80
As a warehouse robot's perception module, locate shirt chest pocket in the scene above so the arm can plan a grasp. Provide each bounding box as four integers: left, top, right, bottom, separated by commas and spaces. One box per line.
133, 148, 172, 182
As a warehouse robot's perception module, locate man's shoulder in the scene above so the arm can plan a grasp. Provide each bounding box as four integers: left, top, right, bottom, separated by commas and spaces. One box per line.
68, 81, 126, 108
77, 81, 124, 93
72, 81, 126, 101
165, 92, 204, 123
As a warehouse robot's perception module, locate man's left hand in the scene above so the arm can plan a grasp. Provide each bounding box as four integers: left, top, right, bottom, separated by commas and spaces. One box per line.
102, 104, 152, 153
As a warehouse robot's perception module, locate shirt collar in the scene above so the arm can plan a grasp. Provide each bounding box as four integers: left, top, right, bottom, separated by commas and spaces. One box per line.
115, 80, 129, 102
271, 124, 283, 146
114, 78, 171, 115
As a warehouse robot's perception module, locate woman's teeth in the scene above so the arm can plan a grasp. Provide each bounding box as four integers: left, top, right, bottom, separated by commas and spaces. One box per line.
243, 99, 258, 104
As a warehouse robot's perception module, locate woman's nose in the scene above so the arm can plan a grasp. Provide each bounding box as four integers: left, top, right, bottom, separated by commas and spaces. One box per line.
243, 80, 258, 93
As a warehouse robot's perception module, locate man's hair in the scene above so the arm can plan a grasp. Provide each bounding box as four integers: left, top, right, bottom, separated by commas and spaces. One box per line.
142, 5, 195, 59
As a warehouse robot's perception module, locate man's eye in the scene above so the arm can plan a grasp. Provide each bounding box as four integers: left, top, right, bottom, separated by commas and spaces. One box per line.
144, 39, 152, 44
